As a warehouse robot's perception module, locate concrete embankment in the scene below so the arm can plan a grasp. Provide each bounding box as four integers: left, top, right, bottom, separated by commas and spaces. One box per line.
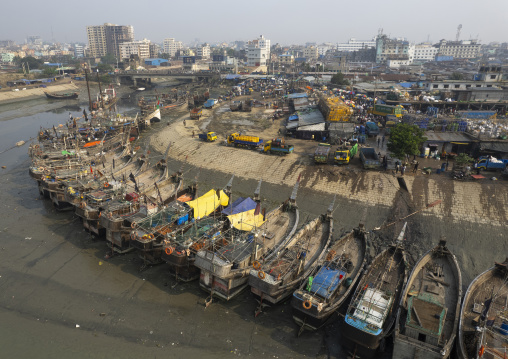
0, 83, 79, 105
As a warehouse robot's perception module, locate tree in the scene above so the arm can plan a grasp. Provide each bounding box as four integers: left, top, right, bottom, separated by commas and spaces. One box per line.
42, 67, 57, 76
97, 63, 113, 73
159, 53, 170, 60
450, 72, 464, 80
454, 153, 474, 168
387, 123, 427, 160
101, 53, 117, 65
331, 72, 350, 86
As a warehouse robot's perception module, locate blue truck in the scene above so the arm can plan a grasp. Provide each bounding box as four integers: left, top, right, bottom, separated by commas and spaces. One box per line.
365, 121, 380, 137
359, 147, 381, 169
203, 99, 218, 109
477, 157, 508, 171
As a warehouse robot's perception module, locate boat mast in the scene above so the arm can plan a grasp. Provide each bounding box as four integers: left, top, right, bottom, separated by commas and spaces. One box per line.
84, 64, 92, 111
96, 70, 105, 109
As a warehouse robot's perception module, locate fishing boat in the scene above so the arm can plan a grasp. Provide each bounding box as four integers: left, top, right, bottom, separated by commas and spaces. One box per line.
44, 92, 79, 100
161, 176, 234, 281
130, 182, 229, 268
291, 224, 368, 332
194, 179, 299, 303
340, 225, 408, 358
393, 239, 462, 359
457, 258, 508, 359
161, 217, 225, 282
249, 197, 334, 315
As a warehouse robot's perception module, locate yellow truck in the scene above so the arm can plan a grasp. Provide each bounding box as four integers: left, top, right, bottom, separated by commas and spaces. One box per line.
334, 143, 358, 165
198, 132, 218, 142
227, 133, 264, 148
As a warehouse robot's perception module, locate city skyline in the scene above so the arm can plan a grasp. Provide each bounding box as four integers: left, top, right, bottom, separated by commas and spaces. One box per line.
1, 0, 507, 46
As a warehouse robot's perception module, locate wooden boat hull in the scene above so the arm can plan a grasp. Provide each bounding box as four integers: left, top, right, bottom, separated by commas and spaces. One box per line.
292, 226, 368, 331
340, 245, 407, 358
457, 259, 508, 359
162, 251, 200, 282
45, 92, 78, 100
393, 240, 462, 359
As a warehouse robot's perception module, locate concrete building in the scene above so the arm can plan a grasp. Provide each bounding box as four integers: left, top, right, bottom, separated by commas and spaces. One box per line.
376, 35, 413, 64
246, 35, 270, 67
336, 37, 377, 52
163, 38, 183, 57
196, 43, 210, 59
119, 39, 151, 60
277, 53, 294, 65
304, 46, 318, 60
318, 43, 334, 56
437, 39, 481, 59
209, 54, 238, 72
1, 52, 15, 63
476, 63, 503, 82
74, 44, 84, 58
26, 36, 42, 45
387, 59, 412, 68
424, 80, 501, 92
86, 23, 134, 58
413, 44, 438, 62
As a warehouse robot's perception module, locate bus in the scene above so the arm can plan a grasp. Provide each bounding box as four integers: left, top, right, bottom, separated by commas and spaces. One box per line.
369, 104, 405, 118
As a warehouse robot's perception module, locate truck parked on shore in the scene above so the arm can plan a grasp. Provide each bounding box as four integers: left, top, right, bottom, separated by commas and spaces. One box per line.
204, 99, 218, 109
263, 138, 294, 155
477, 157, 508, 171
314, 143, 331, 164
334, 143, 358, 165
190, 108, 203, 120
198, 132, 218, 142
360, 147, 381, 169
227, 133, 263, 149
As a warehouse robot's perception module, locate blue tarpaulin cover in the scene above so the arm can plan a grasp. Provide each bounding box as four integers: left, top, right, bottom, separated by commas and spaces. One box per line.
287, 93, 308, 99
310, 267, 345, 299
288, 114, 299, 121
221, 197, 257, 216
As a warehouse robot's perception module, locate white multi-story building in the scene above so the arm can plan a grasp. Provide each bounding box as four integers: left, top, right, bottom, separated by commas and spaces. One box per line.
196, 43, 210, 59
74, 44, 84, 58
413, 44, 438, 62
86, 23, 134, 58
336, 37, 377, 52
437, 39, 481, 59
119, 39, 151, 60
317, 43, 334, 56
163, 38, 183, 57
246, 35, 270, 67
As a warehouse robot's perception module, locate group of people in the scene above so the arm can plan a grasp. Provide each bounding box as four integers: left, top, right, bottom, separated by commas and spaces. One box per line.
394, 159, 420, 176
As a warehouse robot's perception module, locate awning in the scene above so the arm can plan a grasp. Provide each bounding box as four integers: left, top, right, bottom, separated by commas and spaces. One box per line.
450, 142, 469, 145
428, 143, 439, 147
228, 208, 265, 232
187, 189, 229, 219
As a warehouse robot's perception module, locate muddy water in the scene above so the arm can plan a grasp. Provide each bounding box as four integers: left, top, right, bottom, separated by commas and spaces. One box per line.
1, 94, 506, 358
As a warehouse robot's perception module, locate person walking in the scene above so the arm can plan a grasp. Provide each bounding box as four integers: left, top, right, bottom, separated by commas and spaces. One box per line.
401, 164, 406, 176
413, 161, 419, 173
395, 161, 400, 174
377, 137, 380, 147
381, 135, 385, 146
183, 120, 186, 127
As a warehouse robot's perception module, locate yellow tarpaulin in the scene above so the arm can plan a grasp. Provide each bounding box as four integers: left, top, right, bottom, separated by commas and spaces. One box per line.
187, 189, 229, 219
228, 208, 265, 232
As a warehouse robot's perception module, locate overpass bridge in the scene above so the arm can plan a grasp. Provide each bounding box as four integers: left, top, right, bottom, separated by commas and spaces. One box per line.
114, 70, 218, 86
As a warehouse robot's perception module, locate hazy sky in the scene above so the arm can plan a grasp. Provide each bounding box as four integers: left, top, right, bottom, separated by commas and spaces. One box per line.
2, 0, 507, 45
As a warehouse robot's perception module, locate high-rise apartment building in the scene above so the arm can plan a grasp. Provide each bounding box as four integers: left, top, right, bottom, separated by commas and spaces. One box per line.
246, 35, 270, 67
196, 43, 210, 59
86, 23, 134, 58
163, 38, 183, 57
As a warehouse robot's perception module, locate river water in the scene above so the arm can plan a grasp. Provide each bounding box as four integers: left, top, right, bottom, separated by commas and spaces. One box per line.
0, 91, 338, 358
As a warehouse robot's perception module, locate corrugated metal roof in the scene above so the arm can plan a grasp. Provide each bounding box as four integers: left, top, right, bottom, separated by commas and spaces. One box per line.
297, 109, 325, 126
424, 131, 475, 143
480, 141, 508, 153
296, 123, 326, 132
